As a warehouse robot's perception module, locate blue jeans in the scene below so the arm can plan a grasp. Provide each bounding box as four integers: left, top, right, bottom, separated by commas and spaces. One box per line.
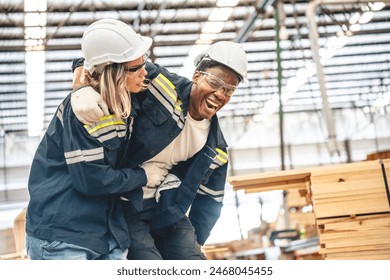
26, 234, 127, 260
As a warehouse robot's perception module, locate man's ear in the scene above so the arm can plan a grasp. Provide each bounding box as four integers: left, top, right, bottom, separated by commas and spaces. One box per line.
192, 71, 201, 84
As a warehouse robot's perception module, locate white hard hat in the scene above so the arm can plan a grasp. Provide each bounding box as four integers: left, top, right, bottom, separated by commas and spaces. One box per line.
194, 41, 248, 82
81, 18, 152, 73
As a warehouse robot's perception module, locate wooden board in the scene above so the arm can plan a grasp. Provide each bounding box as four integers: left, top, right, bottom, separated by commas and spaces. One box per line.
324, 250, 390, 260
228, 168, 311, 193
287, 189, 310, 208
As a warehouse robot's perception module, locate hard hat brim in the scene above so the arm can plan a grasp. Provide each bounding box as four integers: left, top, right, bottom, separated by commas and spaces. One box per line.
125, 35, 153, 62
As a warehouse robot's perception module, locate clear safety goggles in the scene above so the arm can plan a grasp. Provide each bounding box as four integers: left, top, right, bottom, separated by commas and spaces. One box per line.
198, 71, 237, 97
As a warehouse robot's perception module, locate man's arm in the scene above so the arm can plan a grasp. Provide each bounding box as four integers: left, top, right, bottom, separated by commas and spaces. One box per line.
189, 162, 228, 245
73, 66, 86, 91
71, 58, 87, 90
71, 58, 109, 124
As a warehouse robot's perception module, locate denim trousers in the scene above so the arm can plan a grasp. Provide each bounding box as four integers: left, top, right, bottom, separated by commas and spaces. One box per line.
26, 234, 127, 260
123, 199, 206, 260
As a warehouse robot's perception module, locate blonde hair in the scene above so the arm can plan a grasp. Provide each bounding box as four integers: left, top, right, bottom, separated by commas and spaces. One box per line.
83, 63, 131, 119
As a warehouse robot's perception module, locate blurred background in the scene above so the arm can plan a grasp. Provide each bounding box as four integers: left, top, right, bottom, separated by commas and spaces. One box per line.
0, 0, 389, 259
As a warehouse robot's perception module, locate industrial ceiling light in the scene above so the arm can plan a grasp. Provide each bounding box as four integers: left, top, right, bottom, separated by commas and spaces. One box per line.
216, 0, 240, 7
208, 7, 233, 21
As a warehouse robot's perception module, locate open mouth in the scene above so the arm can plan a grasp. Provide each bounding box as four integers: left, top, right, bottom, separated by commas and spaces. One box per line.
206, 98, 219, 110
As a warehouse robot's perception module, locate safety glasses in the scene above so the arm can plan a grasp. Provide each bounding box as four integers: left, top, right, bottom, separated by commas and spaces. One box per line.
126, 54, 148, 75
198, 71, 237, 97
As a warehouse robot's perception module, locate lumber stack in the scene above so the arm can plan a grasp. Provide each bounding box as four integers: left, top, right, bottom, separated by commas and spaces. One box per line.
228, 159, 390, 260
316, 214, 390, 260
229, 169, 318, 259
310, 159, 390, 260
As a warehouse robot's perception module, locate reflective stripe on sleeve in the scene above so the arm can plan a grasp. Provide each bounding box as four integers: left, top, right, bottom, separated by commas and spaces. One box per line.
64, 147, 104, 164
197, 184, 224, 202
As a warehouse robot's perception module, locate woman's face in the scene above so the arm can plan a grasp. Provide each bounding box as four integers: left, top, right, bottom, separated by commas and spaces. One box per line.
124, 54, 148, 93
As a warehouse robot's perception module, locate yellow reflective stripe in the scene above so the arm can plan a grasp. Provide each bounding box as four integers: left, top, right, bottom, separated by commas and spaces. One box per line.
84, 115, 125, 135
159, 73, 175, 90
216, 155, 227, 163
215, 148, 228, 163
155, 75, 177, 102
86, 120, 125, 134
155, 78, 177, 103
149, 73, 184, 128
99, 115, 118, 121
216, 148, 227, 158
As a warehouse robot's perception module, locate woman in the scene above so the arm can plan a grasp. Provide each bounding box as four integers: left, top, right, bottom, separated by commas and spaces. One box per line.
25, 19, 167, 260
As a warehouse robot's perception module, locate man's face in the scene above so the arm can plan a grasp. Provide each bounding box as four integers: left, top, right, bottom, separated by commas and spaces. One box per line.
189, 67, 239, 120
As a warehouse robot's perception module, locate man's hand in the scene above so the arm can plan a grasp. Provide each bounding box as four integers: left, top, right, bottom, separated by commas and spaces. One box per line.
71, 86, 109, 125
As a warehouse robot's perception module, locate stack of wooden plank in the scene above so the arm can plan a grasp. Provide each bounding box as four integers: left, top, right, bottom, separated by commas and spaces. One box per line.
229, 169, 319, 259
316, 214, 390, 260
229, 169, 311, 195
228, 159, 390, 260
310, 160, 390, 260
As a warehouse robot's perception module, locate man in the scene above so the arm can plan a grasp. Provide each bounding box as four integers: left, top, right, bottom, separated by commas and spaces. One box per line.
71, 41, 248, 259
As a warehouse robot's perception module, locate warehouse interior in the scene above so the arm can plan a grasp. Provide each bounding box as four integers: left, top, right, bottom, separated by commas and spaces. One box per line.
0, 0, 389, 260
